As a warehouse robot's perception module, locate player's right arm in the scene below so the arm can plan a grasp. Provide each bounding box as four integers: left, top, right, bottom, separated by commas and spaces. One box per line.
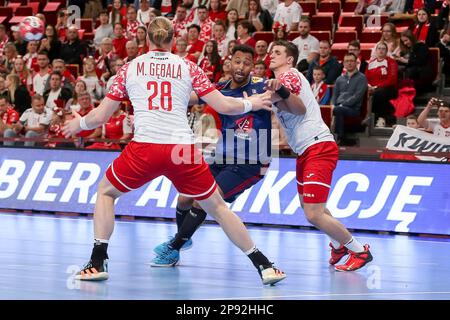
418, 98, 435, 130
265, 79, 306, 115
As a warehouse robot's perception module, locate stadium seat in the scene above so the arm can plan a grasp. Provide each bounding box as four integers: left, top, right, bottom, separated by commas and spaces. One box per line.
28, 2, 40, 15
253, 31, 274, 43
360, 28, 382, 43
287, 31, 299, 41
66, 64, 80, 79
77, 19, 94, 33
333, 30, 358, 44
8, 0, 27, 4
44, 2, 64, 13
320, 105, 333, 128
15, 6, 33, 16
343, 0, 358, 12
339, 14, 364, 35
310, 30, 331, 42
365, 15, 388, 28
311, 15, 334, 33
318, 0, 341, 23
301, 1, 317, 17
0, 7, 13, 21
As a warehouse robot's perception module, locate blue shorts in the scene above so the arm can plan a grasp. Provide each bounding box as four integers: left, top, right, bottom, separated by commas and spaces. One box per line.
209, 163, 267, 203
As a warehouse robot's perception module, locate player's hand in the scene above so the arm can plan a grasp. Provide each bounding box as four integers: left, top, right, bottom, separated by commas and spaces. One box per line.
62, 110, 82, 138
244, 91, 272, 111
426, 97, 438, 108
264, 79, 282, 92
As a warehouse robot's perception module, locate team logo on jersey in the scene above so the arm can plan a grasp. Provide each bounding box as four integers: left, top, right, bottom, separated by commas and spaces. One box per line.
234, 115, 254, 140
251, 77, 263, 83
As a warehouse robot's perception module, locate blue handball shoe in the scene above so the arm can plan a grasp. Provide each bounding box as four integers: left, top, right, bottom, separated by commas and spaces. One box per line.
153, 235, 193, 256
150, 245, 180, 267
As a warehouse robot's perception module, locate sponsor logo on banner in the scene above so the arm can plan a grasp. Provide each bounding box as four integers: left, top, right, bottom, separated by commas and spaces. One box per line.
386, 125, 450, 161
0, 148, 449, 235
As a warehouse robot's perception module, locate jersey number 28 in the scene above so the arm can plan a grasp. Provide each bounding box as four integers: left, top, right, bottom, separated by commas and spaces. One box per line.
147, 81, 173, 111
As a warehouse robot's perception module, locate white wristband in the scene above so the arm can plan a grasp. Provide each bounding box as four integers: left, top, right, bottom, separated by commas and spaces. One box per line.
79, 116, 91, 131
242, 99, 253, 114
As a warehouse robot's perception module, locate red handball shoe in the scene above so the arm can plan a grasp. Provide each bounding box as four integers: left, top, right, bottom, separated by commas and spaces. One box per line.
329, 243, 349, 265
335, 244, 373, 272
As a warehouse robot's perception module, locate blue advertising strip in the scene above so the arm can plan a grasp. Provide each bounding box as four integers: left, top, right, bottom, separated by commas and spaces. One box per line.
1, 148, 449, 235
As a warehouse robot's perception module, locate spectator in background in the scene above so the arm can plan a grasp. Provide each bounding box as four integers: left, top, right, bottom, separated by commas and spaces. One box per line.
197, 5, 215, 43
11, 25, 27, 56
254, 40, 271, 77
33, 52, 51, 96
293, 17, 320, 73
236, 20, 256, 48
5, 74, 30, 115
110, 0, 127, 25
66, 79, 88, 112
437, 30, 450, 77
45, 105, 72, 148
95, 37, 116, 82
0, 43, 17, 76
79, 57, 105, 103
213, 20, 231, 58
174, 38, 197, 62
253, 60, 268, 78
3, 94, 51, 147
246, 0, 273, 32
86, 107, 133, 150
198, 40, 222, 82
137, 0, 152, 25
186, 24, 205, 62
0, 24, 9, 57
225, 39, 237, 60
273, 0, 302, 32
218, 57, 233, 82
371, 23, 401, 59
136, 26, 149, 55
112, 23, 128, 59
395, 30, 432, 83
74, 91, 98, 140
124, 40, 139, 63
39, 25, 62, 63
0, 97, 19, 137
106, 59, 124, 91
23, 41, 39, 72
94, 10, 114, 47
411, 8, 439, 47
355, 0, 390, 15
12, 57, 33, 93
126, 6, 141, 39
226, 0, 249, 19
332, 53, 368, 145
366, 41, 398, 127
307, 40, 343, 85
209, 0, 227, 22
311, 66, 331, 105
83, 0, 102, 19
0, 76, 7, 97
226, 9, 239, 40
348, 40, 368, 74
173, 5, 189, 38
48, 59, 76, 93
418, 97, 450, 137
60, 26, 88, 69
261, 0, 279, 17
55, 9, 68, 42
43, 72, 72, 110
405, 114, 422, 129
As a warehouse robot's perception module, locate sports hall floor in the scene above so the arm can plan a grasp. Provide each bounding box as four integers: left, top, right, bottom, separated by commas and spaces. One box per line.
0, 211, 449, 300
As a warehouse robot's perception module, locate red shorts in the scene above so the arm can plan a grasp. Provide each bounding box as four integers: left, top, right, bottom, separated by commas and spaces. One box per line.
296, 141, 338, 204
105, 141, 217, 200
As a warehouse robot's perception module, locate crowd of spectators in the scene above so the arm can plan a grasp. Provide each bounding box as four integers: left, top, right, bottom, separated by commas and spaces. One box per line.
1, 0, 450, 150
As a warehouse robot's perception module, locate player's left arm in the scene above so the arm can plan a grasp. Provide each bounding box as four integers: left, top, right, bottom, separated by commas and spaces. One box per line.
265, 79, 306, 115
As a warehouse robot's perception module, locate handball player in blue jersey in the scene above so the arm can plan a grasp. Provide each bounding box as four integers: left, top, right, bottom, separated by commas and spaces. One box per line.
151, 44, 279, 267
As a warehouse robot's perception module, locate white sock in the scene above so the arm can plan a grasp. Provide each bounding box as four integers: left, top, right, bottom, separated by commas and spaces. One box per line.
344, 237, 364, 253
329, 237, 341, 249
244, 245, 257, 255
94, 238, 109, 244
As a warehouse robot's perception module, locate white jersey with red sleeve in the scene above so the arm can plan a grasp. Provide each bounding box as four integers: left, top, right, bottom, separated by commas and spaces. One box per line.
274, 68, 335, 155
106, 50, 216, 144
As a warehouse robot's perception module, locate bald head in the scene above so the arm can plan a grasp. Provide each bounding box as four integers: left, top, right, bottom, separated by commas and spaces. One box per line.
255, 40, 268, 56
126, 40, 138, 58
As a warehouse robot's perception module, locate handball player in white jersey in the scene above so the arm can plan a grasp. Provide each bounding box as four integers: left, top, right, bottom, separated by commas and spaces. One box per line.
266, 40, 373, 271
62, 17, 286, 285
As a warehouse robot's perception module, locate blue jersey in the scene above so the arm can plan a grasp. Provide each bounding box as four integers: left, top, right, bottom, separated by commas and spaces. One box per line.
213, 76, 272, 164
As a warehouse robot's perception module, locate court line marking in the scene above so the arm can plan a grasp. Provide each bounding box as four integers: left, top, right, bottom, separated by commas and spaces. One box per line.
209, 291, 450, 300
1, 212, 449, 245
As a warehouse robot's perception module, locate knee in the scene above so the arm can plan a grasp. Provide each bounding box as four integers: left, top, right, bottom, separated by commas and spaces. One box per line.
177, 195, 194, 210
303, 206, 323, 226
98, 177, 121, 198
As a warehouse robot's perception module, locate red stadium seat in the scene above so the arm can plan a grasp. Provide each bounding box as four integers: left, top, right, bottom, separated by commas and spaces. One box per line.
287, 31, 300, 41
318, 0, 341, 24
28, 2, 40, 15
77, 19, 94, 33
44, 2, 63, 13
0, 7, 13, 21
311, 15, 334, 33
301, 1, 317, 17
333, 30, 358, 44
253, 31, 274, 43
310, 30, 331, 42
360, 28, 382, 43
331, 43, 347, 61
339, 14, 364, 35
343, 0, 358, 12
66, 64, 79, 79
15, 6, 33, 16
9, 0, 27, 4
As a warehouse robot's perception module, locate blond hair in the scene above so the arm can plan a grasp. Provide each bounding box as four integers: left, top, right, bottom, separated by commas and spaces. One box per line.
148, 17, 174, 48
